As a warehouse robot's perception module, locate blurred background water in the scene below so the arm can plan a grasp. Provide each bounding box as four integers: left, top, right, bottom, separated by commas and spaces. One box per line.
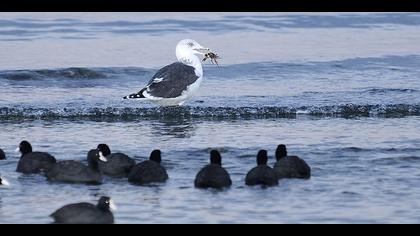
1, 12, 420, 223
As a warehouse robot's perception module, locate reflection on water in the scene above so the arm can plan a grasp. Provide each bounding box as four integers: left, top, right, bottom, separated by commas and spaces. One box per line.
151, 118, 196, 138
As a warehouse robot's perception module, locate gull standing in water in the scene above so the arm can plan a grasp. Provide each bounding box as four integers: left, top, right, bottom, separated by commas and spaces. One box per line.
123, 39, 217, 106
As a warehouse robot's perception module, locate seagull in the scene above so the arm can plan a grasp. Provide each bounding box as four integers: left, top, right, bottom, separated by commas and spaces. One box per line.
123, 39, 216, 107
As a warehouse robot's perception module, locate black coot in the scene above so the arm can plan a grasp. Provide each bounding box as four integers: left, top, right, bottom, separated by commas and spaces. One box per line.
50, 196, 116, 224
273, 144, 311, 179
46, 150, 104, 185
194, 150, 232, 189
96, 144, 136, 177
128, 150, 168, 185
245, 150, 278, 187
16, 141, 57, 174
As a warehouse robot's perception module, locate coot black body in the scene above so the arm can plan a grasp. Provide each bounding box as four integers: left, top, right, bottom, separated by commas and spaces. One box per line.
50, 196, 116, 224
195, 150, 232, 189
96, 144, 136, 178
245, 150, 278, 187
16, 141, 56, 174
128, 150, 168, 185
273, 145, 311, 179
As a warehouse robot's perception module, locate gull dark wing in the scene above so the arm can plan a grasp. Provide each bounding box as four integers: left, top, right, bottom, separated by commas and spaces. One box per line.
124, 62, 199, 99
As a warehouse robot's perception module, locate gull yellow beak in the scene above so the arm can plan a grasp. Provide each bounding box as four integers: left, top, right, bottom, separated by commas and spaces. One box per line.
194, 47, 211, 55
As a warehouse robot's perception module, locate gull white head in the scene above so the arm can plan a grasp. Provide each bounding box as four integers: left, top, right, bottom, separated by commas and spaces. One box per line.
176, 39, 211, 70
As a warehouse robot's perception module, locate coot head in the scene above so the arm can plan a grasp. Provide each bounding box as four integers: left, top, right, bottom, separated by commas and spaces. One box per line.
257, 150, 268, 165
98, 196, 117, 212
97, 144, 111, 161
87, 149, 107, 170
149, 150, 161, 163
210, 150, 222, 166
16, 141, 32, 155
276, 144, 288, 160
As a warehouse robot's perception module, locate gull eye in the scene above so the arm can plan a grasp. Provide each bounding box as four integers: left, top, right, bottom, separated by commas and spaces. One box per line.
187, 42, 194, 47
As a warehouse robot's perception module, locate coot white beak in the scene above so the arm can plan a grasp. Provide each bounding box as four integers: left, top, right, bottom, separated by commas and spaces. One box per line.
1, 178, 10, 186
109, 200, 117, 211
99, 152, 108, 162
15, 147, 20, 153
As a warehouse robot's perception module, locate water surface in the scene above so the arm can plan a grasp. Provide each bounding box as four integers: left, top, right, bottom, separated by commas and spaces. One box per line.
1, 12, 420, 224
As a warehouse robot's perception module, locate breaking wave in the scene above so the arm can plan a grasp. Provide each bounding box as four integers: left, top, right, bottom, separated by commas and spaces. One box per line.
0, 104, 419, 121
0, 67, 107, 80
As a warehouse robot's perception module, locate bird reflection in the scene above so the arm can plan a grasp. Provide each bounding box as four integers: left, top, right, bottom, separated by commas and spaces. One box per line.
151, 117, 196, 138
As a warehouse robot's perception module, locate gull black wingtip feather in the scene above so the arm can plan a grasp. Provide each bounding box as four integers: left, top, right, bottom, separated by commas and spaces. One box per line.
123, 87, 148, 100
123, 92, 145, 100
